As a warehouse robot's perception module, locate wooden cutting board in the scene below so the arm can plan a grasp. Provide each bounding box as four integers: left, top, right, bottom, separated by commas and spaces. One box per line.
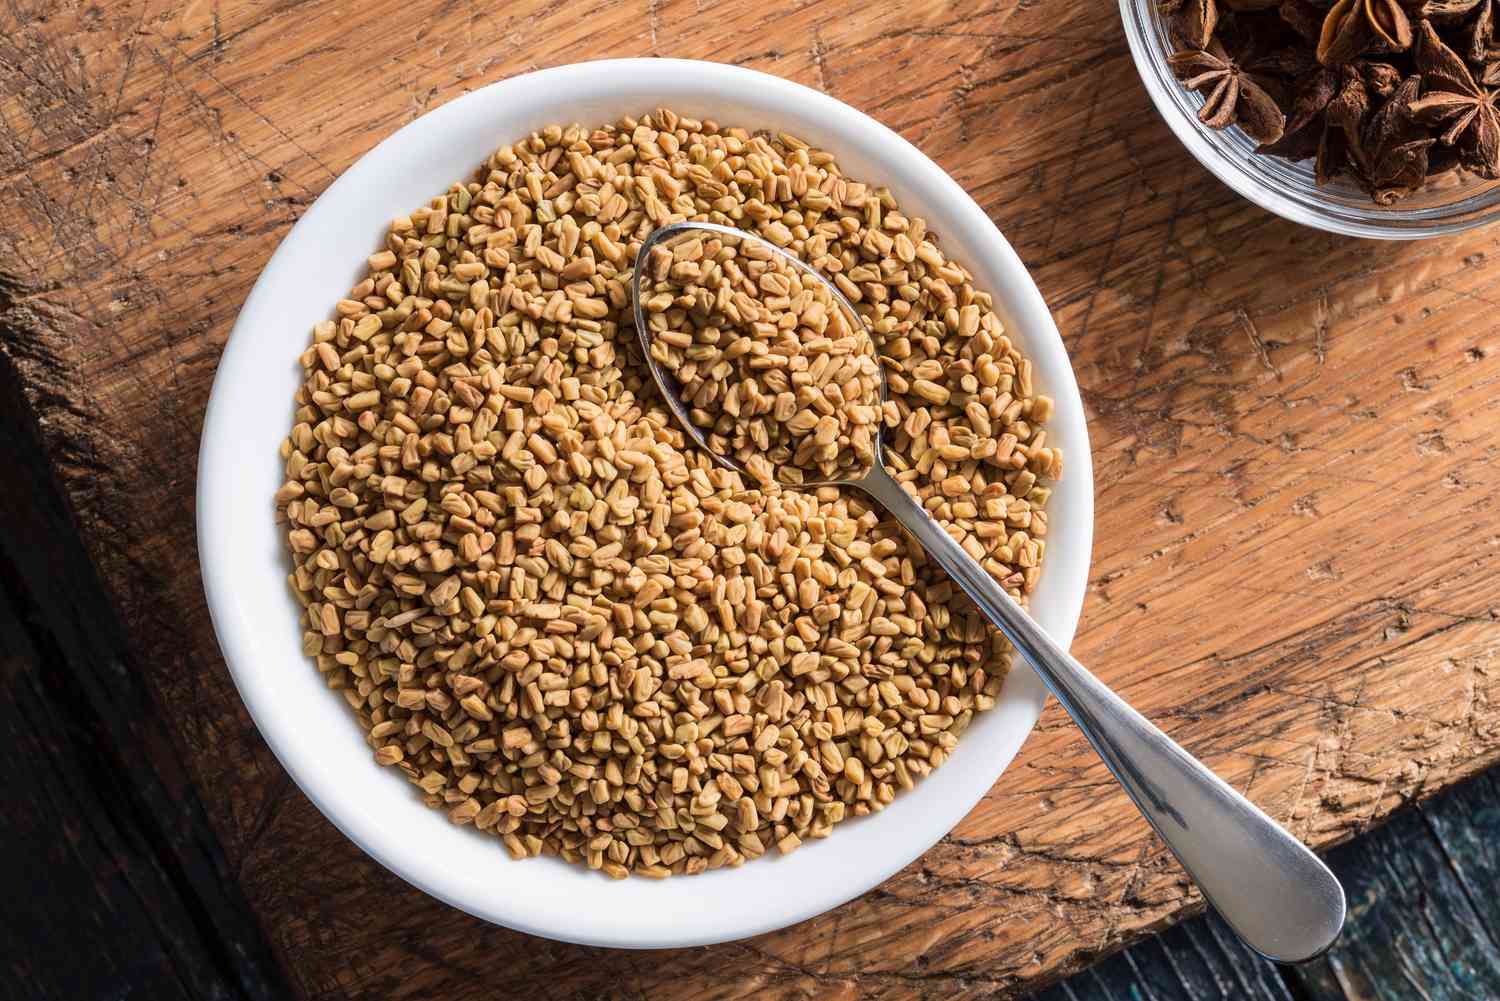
4, 0, 1499, 997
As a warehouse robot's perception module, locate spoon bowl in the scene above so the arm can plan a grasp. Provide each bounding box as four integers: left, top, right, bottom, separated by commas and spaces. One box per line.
631, 219, 890, 490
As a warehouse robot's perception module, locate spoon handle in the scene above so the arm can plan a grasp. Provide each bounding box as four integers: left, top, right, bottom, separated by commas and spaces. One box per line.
858, 463, 1345, 963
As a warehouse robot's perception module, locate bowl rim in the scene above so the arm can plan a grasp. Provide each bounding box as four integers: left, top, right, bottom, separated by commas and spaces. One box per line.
1119, 0, 1500, 240
196, 56, 1095, 948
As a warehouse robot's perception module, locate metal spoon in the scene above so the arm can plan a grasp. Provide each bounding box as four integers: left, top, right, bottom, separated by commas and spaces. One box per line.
631, 220, 1345, 963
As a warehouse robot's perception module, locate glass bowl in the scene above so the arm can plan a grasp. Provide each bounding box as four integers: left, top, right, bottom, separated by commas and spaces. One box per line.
1120, 0, 1500, 239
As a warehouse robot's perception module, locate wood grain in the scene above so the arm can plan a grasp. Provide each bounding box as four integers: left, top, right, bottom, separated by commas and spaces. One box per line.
1040, 913, 1299, 1001
3, 0, 1500, 997
0, 323, 288, 1000
1294, 771, 1500, 1001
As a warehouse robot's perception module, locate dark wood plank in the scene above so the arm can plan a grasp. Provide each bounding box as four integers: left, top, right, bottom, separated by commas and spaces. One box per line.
1420, 771, 1500, 948
0, 582, 198, 1001
0, 348, 291, 1000
1292, 776, 1500, 1001
1036, 912, 1298, 1001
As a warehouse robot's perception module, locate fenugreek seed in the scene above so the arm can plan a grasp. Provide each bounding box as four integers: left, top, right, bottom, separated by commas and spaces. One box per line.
449, 799, 481, 825
912, 379, 951, 405
281, 107, 1057, 880
344, 390, 381, 412
352, 315, 381, 341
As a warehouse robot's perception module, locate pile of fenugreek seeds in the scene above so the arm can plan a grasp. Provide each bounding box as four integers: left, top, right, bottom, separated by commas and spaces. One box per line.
641, 230, 887, 485
277, 109, 1060, 879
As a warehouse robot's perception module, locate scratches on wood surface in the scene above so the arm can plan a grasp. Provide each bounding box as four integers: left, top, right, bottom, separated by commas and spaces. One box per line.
3, 0, 1500, 998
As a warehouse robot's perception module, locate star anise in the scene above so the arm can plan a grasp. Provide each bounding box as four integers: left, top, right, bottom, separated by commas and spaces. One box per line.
1257, 64, 1341, 159
1324, 64, 1380, 182
1316, 0, 1414, 65
1165, 0, 1283, 48
1161, 0, 1220, 49
1362, 75, 1439, 199
1162, 0, 1500, 201
1408, 19, 1500, 176
1225, 3, 1324, 76
1170, 40, 1289, 143
1297, 66, 1347, 133
1369, 136, 1440, 197
1359, 59, 1403, 96
1410, 0, 1485, 22
1463, 0, 1500, 65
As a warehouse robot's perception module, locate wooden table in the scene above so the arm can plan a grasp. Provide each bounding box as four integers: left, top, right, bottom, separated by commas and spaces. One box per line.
4, 0, 1500, 997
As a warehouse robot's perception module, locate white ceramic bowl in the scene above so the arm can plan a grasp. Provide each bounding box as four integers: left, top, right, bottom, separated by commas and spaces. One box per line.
197, 58, 1094, 949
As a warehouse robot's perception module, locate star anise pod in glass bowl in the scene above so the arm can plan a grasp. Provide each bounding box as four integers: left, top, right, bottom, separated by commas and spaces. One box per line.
1257, 64, 1349, 164
1461, 1, 1500, 72
1170, 40, 1290, 142
1161, 0, 1220, 49
1410, 0, 1486, 23
1361, 74, 1441, 200
1360, 58, 1403, 95
1161, 0, 1289, 48
1317, 0, 1414, 65
1409, 20, 1500, 175
1152, 0, 1500, 201
1150, 0, 1500, 206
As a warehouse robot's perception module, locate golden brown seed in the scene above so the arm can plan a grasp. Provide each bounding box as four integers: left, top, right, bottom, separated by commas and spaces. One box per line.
277, 107, 1058, 881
